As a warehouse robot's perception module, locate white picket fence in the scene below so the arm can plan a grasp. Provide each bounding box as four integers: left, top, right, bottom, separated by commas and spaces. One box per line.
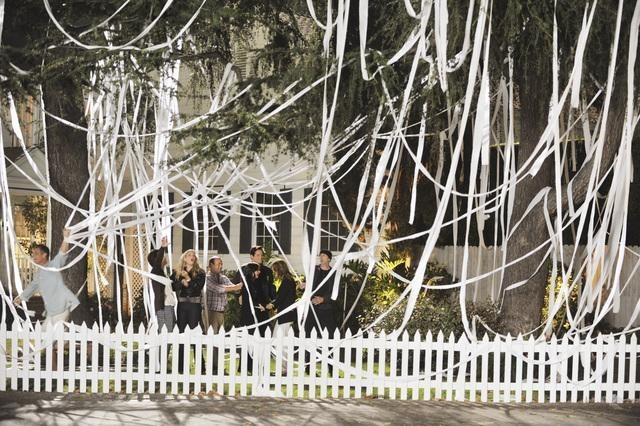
0, 321, 638, 402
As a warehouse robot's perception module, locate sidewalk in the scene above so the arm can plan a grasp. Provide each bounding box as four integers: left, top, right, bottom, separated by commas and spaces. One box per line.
0, 392, 638, 425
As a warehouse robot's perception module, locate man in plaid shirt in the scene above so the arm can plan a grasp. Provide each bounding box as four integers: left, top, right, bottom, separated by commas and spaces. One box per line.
205, 256, 242, 333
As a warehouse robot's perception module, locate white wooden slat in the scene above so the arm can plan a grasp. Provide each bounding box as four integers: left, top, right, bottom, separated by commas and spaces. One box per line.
536, 338, 545, 403
525, 336, 535, 403
446, 332, 455, 401
480, 334, 489, 403
492, 334, 500, 402
389, 331, 398, 400
399, 331, 409, 400
549, 335, 558, 403
79, 323, 88, 393
435, 331, 445, 400
469, 335, 478, 402
114, 324, 123, 394
594, 334, 604, 403
125, 323, 134, 394
503, 334, 513, 403
582, 337, 591, 403
410, 331, 420, 400
284, 327, 295, 398
605, 334, 615, 403
0, 322, 7, 391
90, 323, 100, 394
366, 331, 375, 398
21, 322, 30, 392
141, 324, 151, 395
170, 329, 179, 395
378, 331, 387, 398
32, 322, 42, 392
10, 320, 18, 390
559, 335, 569, 403
55, 323, 64, 393
331, 329, 340, 398
616, 334, 626, 403
570, 336, 580, 403
454, 334, 467, 402
514, 335, 523, 403
423, 331, 433, 401
629, 334, 638, 401
343, 329, 353, 399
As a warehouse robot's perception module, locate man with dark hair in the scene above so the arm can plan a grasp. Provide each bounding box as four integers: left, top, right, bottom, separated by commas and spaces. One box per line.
14, 228, 79, 326
14, 228, 79, 371
249, 245, 276, 306
302, 250, 337, 335
204, 256, 242, 334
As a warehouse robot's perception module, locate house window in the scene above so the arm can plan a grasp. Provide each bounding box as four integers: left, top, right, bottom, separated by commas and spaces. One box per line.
304, 188, 351, 252
181, 192, 231, 254
239, 190, 292, 254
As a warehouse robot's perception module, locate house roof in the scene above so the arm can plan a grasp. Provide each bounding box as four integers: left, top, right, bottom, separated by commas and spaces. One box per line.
4, 146, 47, 194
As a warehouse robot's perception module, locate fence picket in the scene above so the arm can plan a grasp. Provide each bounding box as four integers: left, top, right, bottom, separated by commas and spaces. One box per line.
55, 322, 64, 393
125, 323, 134, 394
0, 322, 6, 391
33, 321, 42, 392
629, 334, 638, 401
10, 320, 18, 390
79, 322, 87, 393
605, 334, 615, 403
411, 331, 420, 400
446, 332, 455, 401
594, 334, 604, 403
616, 334, 626, 403
423, 331, 433, 401
90, 323, 99, 394
559, 335, 569, 403
514, 335, 523, 403
503, 334, 512, 403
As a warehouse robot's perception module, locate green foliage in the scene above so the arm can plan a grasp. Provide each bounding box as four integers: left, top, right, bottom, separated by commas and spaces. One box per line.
19, 196, 47, 238
344, 255, 501, 337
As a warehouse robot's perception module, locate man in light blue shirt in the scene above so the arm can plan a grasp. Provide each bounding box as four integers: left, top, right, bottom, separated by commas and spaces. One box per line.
13, 228, 79, 326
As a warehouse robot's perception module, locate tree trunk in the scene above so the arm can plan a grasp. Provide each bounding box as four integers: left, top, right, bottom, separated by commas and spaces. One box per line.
501, 60, 627, 337
43, 76, 90, 324
500, 54, 554, 335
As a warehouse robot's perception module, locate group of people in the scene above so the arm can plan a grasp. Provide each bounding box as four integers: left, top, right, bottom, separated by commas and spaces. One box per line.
147, 239, 338, 338
13, 228, 339, 373
147, 241, 339, 373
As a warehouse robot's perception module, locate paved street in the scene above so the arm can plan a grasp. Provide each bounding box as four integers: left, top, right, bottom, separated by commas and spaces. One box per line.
0, 392, 639, 425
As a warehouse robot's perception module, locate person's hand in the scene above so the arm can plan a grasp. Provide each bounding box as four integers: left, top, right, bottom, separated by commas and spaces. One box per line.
180, 270, 189, 279
257, 304, 266, 312
182, 279, 189, 288
234, 283, 243, 292
312, 296, 324, 305
298, 281, 306, 290
13, 296, 22, 306
161, 236, 169, 248
63, 227, 71, 240
266, 303, 274, 310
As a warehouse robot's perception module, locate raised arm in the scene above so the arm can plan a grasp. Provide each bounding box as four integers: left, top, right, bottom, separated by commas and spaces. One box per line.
60, 227, 71, 254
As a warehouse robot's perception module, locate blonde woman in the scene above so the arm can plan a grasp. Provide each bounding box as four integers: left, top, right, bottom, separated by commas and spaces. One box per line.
170, 249, 205, 373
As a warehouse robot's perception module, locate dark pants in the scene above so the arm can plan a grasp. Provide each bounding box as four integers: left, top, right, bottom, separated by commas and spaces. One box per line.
304, 307, 337, 375
177, 302, 202, 373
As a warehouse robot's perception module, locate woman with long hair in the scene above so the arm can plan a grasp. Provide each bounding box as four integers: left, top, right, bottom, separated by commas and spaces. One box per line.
171, 249, 206, 373
266, 259, 299, 374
